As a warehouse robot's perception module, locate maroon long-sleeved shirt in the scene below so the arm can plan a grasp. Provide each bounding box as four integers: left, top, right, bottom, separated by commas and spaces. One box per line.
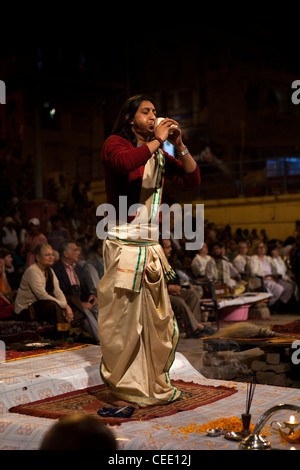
100, 135, 200, 216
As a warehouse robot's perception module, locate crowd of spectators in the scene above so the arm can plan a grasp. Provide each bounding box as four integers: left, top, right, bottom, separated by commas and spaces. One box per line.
172, 221, 300, 314
0, 185, 299, 344
0, 178, 102, 342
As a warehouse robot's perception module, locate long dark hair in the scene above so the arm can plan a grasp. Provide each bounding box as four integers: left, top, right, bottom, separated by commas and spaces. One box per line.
111, 94, 156, 146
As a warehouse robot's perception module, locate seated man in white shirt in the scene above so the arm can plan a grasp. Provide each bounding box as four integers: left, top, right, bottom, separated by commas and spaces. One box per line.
53, 240, 99, 343
206, 242, 245, 295
191, 242, 211, 280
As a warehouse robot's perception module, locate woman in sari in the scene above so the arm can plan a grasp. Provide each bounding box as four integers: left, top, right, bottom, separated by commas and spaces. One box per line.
97, 94, 200, 409
14, 243, 74, 328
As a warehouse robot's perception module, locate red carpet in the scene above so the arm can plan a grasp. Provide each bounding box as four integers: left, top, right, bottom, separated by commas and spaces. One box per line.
9, 380, 237, 425
271, 320, 300, 336
0, 320, 55, 343
5, 343, 88, 361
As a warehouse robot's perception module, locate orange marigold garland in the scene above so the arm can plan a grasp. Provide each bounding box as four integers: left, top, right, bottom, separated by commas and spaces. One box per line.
153, 416, 255, 437
179, 417, 254, 436
152, 417, 273, 439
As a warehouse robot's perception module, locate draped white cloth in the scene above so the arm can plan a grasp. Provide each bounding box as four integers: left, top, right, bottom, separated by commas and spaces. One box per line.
97, 149, 181, 407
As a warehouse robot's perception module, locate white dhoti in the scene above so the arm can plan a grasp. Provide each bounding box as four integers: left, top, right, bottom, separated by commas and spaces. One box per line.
97, 239, 181, 407
97, 148, 181, 407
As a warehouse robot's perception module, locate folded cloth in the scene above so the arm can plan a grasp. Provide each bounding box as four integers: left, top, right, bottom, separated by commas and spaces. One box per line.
97, 405, 135, 418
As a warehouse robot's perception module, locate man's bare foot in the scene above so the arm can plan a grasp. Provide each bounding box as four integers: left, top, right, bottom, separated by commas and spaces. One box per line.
106, 392, 139, 409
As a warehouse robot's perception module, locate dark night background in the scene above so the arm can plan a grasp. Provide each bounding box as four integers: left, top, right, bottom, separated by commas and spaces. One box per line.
2, 3, 300, 211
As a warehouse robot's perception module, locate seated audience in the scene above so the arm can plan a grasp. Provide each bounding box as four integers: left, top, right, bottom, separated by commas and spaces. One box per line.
14, 243, 77, 329
220, 244, 242, 284
47, 214, 71, 251
281, 236, 296, 260
205, 242, 244, 295
53, 240, 99, 343
0, 250, 14, 318
268, 243, 299, 308
233, 241, 250, 280
161, 238, 214, 337
20, 218, 48, 267
0, 257, 13, 297
191, 242, 211, 280
83, 239, 104, 292
226, 238, 239, 263
0, 247, 22, 291
0, 216, 19, 252
248, 241, 292, 309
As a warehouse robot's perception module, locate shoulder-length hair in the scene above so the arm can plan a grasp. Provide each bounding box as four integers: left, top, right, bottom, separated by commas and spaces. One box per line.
111, 94, 156, 146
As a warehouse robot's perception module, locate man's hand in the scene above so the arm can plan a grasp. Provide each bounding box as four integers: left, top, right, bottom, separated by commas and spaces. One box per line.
82, 295, 97, 311
167, 284, 181, 296
154, 118, 179, 143
64, 304, 74, 323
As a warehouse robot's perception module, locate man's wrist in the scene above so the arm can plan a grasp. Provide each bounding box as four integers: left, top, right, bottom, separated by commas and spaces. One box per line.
176, 145, 189, 156
154, 136, 164, 148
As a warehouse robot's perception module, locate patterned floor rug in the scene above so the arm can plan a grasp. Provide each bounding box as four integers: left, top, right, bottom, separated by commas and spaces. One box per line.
0, 320, 55, 343
9, 380, 237, 425
5, 343, 88, 361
